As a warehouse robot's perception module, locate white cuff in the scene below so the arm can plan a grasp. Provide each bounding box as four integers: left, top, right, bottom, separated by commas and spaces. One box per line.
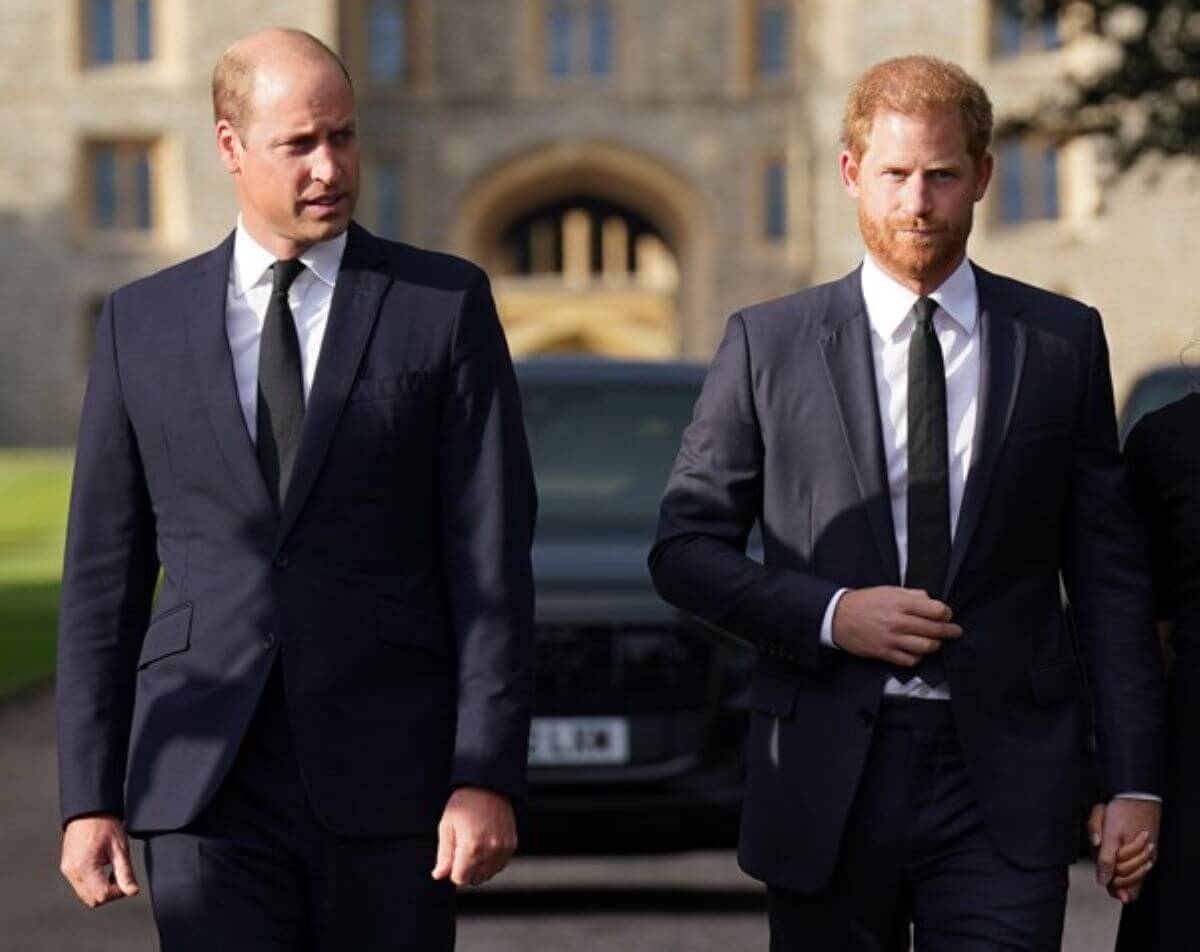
820, 588, 850, 650
1112, 792, 1162, 803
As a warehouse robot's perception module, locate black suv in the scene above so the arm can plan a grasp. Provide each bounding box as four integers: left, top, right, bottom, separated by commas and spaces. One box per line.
516, 359, 754, 853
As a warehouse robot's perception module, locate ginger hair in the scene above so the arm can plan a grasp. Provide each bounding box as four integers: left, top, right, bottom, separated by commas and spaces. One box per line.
841, 55, 993, 161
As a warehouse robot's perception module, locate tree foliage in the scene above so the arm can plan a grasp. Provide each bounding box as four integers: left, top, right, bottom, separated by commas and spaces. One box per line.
1010, 0, 1199, 169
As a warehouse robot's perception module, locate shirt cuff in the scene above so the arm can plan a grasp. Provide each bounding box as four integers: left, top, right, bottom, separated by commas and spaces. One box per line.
820, 588, 850, 650
1112, 792, 1162, 803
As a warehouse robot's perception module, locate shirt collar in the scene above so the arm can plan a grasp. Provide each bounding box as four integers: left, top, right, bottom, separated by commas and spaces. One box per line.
231, 218, 348, 298
860, 253, 978, 342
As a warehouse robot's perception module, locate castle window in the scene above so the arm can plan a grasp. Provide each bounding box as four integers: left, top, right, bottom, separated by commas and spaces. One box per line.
546, 0, 614, 78
995, 138, 1060, 225
992, 0, 1060, 58
763, 158, 788, 242
86, 140, 156, 232
85, 0, 153, 66
757, 1, 790, 77
369, 0, 408, 82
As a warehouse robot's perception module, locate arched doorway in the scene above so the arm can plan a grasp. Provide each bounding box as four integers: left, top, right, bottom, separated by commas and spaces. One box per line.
453, 142, 711, 360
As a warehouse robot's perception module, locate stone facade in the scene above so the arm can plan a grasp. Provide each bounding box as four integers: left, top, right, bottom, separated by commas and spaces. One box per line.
0, 0, 1195, 443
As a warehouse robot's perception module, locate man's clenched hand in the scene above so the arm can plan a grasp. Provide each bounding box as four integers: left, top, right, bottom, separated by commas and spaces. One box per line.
431, 787, 517, 887
832, 586, 962, 667
60, 814, 140, 907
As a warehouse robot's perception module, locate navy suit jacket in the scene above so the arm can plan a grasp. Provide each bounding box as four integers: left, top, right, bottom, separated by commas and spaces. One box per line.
650, 265, 1166, 891
57, 223, 536, 837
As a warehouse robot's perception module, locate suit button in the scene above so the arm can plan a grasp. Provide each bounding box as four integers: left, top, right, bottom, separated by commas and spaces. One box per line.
263, 631, 276, 649
857, 708, 875, 726
273, 557, 290, 569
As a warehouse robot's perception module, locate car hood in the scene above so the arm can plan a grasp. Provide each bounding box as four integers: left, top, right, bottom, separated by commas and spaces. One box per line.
532, 537, 673, 622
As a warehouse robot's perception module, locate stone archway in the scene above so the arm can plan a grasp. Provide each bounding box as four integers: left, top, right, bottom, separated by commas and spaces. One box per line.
452, 141, 712, 359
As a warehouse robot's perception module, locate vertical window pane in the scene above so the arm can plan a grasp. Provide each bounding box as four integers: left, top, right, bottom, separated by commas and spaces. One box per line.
133, 149, 152, 230
589, 0, 613, 76
548, 0, 573, 76
998, 141, 1024, 224
92, 147, 118, 229
1042, 146, 1059, 219
91, 0, 116, 64
758, 4, 789, 77
376, 163, 403, 239
764, 160, 787, 241
1041, 14, 1061, 51
135, 0, 152, 61
370, 0, 407, 81
994, 0, 1023, 57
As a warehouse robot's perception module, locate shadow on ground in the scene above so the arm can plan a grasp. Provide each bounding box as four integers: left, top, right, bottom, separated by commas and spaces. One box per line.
459, 887, 766, 917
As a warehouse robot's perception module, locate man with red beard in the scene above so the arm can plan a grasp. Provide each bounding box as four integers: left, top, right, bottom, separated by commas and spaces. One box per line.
650, 55, 1165, 949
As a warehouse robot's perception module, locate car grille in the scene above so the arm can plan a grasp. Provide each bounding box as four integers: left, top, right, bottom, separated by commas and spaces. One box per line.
533, 621, 713, 715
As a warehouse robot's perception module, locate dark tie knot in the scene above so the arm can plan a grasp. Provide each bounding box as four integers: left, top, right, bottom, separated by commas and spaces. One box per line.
271, 259, 305, 297
913, 296, 937, 329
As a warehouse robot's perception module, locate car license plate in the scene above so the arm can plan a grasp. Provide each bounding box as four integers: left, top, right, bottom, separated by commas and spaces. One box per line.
528, 717, 630, 766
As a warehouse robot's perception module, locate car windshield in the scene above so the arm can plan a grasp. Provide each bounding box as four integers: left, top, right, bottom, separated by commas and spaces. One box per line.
520, 380, 699, 535
1119, 367, 1199, 444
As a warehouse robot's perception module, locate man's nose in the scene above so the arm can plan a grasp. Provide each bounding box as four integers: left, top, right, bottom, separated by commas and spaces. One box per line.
310, 144, 341, 185
901, 175, 933, 217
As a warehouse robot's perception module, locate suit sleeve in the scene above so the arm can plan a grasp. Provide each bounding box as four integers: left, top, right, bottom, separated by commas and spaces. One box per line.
439, 270, 536, 803
56, 294, 160, 825
648, 313, 840, 671
1061, 309, 1166, 800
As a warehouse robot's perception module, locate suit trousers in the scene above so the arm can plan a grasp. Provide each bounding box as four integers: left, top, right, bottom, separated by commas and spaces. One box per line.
766, 698, 1067, 951
141, 662, 455, 952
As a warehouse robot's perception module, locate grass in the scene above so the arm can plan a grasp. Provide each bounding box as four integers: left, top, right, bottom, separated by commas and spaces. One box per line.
0, 451, 72, 696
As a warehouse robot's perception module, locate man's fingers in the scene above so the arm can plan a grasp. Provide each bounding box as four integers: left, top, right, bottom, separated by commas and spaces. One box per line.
897, 615, 962, 640
450, 835, 481, 886
111, 839, 140, 896
1096, 836, 1120, 886
1114, 831, 1151, 862
431, 819, 455, 881
899, 591, 955, 622
1087, 804, 1106, 849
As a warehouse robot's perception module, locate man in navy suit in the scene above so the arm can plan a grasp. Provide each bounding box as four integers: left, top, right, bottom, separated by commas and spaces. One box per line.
650, 55, 1165, 949
56, 28, 535, 950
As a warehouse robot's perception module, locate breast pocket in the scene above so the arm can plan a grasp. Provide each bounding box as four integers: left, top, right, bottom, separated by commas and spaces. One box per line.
346, 372, 436, 404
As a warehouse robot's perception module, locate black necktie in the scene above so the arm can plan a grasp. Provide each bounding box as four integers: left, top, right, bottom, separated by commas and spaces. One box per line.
256, 258, 306, 510
896, 296, 950, 688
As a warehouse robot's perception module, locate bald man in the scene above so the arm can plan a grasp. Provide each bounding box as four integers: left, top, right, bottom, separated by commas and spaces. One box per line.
56, 29, 536, 950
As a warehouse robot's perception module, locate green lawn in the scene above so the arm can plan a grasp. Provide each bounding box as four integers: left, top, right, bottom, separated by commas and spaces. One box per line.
0, 451, 72, 696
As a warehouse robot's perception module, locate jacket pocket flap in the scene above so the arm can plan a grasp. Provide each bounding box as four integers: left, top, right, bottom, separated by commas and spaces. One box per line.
1029, 657, 1084, 705
138, 603, 193, 669
750, 675, 798, 719
375, 601, 452, 659
348, 372, 435, 403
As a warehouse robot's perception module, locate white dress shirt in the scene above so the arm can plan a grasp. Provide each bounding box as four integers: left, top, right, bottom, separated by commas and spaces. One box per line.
819, 253, 980, 700
226, 220, 347, 441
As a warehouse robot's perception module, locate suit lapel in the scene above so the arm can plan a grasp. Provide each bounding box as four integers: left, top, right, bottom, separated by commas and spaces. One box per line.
819, 270, 902, 585
184, 232, 277, 517
276, 223, 390, 547
945, 266, 1027, 596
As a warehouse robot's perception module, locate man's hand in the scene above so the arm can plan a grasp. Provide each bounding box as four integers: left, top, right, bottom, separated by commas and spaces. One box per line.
431, 787, 517, 887
1090, 799, 1161, 904
60, 814, 140, 908
832, 586, 962, 666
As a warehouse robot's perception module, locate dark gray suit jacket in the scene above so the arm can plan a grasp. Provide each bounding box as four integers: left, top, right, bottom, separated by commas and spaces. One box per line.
650, 264, 1165, 891
58, 223, 537, 837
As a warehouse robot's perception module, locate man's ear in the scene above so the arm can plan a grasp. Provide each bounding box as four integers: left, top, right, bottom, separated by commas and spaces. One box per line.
215, 120, 242, 175
973, 151, 994, 202
839, 150, 861, 200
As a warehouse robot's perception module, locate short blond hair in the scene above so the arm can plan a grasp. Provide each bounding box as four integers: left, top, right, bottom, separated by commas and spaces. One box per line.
841, 55, 993, 161
212, 28, 352, 134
